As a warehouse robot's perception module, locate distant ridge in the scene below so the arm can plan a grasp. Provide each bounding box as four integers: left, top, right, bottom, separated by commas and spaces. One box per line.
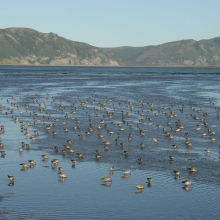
101, 38, 220, 66
0, 28, 122, 66
0, 27, 220, 66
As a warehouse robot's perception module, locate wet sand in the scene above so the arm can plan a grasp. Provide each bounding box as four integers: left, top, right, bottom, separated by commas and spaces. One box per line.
0, 66, 220, 219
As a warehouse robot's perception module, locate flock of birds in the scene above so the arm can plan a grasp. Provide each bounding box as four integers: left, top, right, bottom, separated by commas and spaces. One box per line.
0, 87, 219, 192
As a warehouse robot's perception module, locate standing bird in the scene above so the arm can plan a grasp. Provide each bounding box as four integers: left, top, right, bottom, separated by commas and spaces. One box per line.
8, 175, 15, 182
135, 184, 144, 189
101, 176, 112, 182
121, 170, 131, 175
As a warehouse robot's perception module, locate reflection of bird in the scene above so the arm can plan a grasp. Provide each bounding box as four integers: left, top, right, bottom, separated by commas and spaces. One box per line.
182, 186, 192, 191
101, 183, 112, 187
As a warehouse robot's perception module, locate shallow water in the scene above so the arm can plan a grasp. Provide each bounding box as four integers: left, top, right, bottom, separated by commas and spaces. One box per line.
0, 66, 220, 219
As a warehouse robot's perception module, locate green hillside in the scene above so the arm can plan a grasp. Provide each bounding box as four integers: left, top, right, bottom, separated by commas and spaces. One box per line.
0, 28, 122, 65
101, 38, 220, 66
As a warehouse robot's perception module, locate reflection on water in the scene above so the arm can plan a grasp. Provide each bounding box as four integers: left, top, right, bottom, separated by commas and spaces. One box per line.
0, 66, 220, 219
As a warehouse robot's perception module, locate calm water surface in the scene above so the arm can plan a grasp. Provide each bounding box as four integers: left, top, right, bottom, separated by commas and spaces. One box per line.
0, 66, 220, 219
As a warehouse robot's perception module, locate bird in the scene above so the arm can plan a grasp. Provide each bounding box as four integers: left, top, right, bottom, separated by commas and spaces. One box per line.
147, 178, 152, 183
174, 171, 180, 175
8, 175, 15, 182
71, 160, 76, 164
169, 156, 174, 161
58, 167, 63, 173
172, 145, 178, 149
187, 168, 197, 172
135, 184, 144, 189
58, 173, 67, 178
101, 176, 112, 182
96, 154, 101, 159
76, 153, 84, 158
41, 155, 49, 159
182, 180, 192, 185
109, 167, 114, 170
138, 158, 142, 162
28, 160, 36, 165
124, 151, 129, 156
121, 170, 131, 175
20, 163, 29, 168
51, 159, 59, 165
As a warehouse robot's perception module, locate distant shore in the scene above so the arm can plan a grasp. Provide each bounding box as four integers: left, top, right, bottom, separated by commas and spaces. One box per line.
1, 63, 220, 68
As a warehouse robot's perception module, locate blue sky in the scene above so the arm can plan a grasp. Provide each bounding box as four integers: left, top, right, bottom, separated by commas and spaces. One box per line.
1, 0, 219, 47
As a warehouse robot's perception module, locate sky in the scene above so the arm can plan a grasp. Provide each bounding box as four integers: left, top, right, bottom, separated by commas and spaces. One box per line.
1, 0, 220, 47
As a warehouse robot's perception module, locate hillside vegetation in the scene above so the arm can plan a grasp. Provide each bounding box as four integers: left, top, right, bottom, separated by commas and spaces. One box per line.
1, 27, 220, 66
102, 38, 220, 66
0, 28, 122, 65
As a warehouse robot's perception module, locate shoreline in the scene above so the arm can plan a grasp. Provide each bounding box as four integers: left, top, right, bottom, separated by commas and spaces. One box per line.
1, 63, 220, 68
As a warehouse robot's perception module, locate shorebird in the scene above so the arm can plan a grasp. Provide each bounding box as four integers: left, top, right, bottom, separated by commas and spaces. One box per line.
138, 158, 142, 162
58, 173, 67, 178
169, 156, 174, 161
121, 170, 131, 175
124, 151, 129, 156
0, 151, 5, 156
174, 171, 180, 175
109, 166, 114, 170
20, 163, 29, 168
58, 167, 63, 173
76, 153, 84, 158
147, 178, 152, 183
182, 180, 192, 185
187, 168, 197, 172
51, 159, 59, 165
135, 184, 144, 189
172, 145, 178, 149
28, 160, 36, 165
41, 155, 49, 159
8, 175, 15, 182
101, 176, 112, 182
96, 154, 101, 159
71, 159, 76, 164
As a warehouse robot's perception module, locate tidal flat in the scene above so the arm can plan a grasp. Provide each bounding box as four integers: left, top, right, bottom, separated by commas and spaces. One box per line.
0, 66, 220, 219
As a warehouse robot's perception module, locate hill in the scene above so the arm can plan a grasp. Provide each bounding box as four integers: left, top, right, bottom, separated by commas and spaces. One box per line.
0, 28, 122, 65
101, 38, 220, 66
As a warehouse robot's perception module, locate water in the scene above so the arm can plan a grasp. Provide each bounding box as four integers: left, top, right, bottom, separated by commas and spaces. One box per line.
0, 66, 220, 219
